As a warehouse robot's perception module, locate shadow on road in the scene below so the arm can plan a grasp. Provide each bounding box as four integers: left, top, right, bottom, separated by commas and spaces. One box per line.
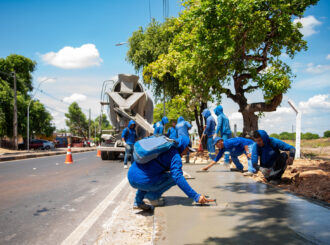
197, 197, 318, 245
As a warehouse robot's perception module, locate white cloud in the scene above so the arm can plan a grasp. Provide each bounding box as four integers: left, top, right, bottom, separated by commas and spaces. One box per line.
229, 112, 242, 121
294, 73, 330, 90
272, 106, 293, 115
63, 93, 87, 103
41, 44, 102, 69
293, 15, 322, 37
299, 94, 330, 114
326, 54, 330, 60
36, 76, 56, 83
305, 63, 330, 74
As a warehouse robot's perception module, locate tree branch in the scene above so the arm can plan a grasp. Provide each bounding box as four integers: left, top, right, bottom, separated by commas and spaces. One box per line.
243, 85, 259, 93
224, 88, 238, 103
245, 94, 283, 113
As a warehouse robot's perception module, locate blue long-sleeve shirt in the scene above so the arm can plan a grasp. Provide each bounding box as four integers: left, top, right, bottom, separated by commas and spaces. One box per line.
251, 130, 295, 168
176, 116, 192, 138
153, 117, 169, 135
166, 127, 177, 139
121, 120, 137, 145
214, 106, 232, 136
127, 147, 200, 202
202, 109, 216, 137
214, 137, 254, 162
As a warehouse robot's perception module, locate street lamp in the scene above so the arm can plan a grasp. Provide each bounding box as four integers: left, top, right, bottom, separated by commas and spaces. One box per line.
27, 77, 56, 151
115, 42, 128, 46
288, 99, 301, 159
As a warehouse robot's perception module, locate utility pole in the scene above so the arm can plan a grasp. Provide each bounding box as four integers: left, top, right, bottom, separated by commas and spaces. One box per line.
88, 108, 91, 140
163, 83, 166, 116
162, 0, 168, 117
12, 72, 18, 150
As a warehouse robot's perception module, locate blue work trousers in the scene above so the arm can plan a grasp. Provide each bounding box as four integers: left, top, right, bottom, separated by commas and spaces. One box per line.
129, 172, 176, 206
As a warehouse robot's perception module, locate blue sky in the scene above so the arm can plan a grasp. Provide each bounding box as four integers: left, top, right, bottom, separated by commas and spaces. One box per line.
0, 0, 329, 135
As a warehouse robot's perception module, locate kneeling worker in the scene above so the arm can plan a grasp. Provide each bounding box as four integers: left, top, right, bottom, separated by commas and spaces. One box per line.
250, 130, 295, 184
201, 137, 254, 172
128, 136, 213, 210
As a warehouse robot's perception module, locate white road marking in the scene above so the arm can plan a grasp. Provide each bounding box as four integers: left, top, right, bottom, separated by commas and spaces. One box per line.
61, 177, 128, 245
32, 168, 36, 170
102, 192, 132, 229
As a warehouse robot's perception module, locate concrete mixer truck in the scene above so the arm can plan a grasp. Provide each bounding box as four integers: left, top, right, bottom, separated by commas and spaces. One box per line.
98, 74, 154, 160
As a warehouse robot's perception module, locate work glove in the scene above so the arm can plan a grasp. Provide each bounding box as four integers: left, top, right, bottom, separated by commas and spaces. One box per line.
122, 141, 127, 147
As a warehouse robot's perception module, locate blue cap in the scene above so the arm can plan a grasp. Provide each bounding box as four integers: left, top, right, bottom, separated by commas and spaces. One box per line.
212, 136, 223, 146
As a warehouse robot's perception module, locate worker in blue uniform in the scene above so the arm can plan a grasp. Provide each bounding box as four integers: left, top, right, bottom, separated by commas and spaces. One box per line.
153, 116, 169, 135
128, 136, 213, 210
202, 109, 216, 161
121, 120, 137, 169
201, 137, 254, 172
248, 130, 296, 185
166, 120, 178, 139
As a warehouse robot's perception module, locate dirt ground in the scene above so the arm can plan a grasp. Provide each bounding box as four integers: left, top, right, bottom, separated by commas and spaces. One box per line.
0, 148, 23, 154
190, 143, 330, 204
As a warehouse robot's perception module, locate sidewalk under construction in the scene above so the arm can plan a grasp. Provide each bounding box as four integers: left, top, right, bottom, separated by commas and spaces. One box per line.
153, 164, 330, 244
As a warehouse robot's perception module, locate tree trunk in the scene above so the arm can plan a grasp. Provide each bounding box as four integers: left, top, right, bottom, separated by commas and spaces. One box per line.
193, 101, 207, 149
241, 110, 259, 137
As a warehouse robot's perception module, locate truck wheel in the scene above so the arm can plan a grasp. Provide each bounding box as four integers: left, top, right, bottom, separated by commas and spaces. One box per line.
108, 152, 116, 160
101, 151, 108, 160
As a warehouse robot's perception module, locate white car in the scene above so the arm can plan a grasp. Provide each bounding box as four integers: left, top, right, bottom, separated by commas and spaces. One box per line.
41, 140, 55, 150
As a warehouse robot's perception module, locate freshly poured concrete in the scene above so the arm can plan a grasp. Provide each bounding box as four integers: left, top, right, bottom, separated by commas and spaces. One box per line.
154, 165, 330, 245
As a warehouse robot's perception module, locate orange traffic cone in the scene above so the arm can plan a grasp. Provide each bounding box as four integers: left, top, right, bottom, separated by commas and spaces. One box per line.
97, 147, 101, 157
65, 144, 73, 164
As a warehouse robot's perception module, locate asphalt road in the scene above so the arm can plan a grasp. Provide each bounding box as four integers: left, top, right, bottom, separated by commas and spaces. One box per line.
0, 151, 128, 245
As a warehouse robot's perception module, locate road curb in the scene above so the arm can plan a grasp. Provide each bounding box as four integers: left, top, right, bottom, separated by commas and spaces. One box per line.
0, 148, 96, 162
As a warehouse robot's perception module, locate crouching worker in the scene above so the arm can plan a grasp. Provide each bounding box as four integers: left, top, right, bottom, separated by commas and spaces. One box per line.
201, 137, 254, 172
128, 135, 212, 211
250, 130, 295, 184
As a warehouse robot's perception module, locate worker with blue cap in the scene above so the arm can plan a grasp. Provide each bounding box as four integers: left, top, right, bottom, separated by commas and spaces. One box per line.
201, 136, 255, 172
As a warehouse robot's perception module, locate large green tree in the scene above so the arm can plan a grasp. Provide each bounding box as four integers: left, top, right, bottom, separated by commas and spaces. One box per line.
127, 18, 210, 136
65, 102, 88, 137
0, 54, 55, 141
128, 0, 318, 136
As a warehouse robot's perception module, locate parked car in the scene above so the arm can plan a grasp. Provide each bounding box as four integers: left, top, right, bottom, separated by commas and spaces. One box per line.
20, 139, 55, 150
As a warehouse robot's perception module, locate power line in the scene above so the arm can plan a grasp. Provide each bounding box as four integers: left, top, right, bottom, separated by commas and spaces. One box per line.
44, 105, 65, 114
34, 87, 90, 113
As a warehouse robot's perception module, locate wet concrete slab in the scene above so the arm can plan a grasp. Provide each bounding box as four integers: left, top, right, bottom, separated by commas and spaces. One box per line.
154, 164, 330, 245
